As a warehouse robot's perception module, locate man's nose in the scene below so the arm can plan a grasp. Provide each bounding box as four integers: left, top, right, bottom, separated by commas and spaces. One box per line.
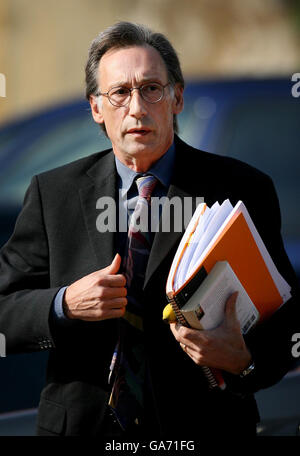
128, 89, 147, 119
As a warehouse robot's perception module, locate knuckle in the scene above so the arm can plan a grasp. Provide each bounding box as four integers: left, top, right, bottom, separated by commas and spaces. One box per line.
97, 287, 106, 299
94, 307, 104, 319
117, 297, 127, 307
111, 306, 126, 319
120, 275, 127, 286
201, 333, 211, 347
179, 326, 189, 338
195, 353, 203, 365
121, 287, 127, 297
97, 299, 106, 311
120, 306, 126, 317
97, 276, 106, 287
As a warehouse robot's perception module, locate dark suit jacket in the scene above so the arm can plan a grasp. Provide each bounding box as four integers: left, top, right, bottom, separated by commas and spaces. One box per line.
0, 135, 299, 437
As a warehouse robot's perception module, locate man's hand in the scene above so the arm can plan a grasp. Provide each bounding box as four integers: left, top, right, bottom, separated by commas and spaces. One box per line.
170, 292, 252, 375
63, 254, 127, 321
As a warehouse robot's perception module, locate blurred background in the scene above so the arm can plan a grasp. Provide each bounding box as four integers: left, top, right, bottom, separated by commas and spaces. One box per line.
0, 0, 300, 436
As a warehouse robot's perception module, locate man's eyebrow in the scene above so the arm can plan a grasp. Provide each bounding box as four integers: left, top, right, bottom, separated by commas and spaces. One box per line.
107, 81, 127, 88
107, 77, 164, 89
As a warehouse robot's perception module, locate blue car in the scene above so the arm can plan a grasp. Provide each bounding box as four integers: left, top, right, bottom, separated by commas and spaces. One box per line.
0, 77, 299, 435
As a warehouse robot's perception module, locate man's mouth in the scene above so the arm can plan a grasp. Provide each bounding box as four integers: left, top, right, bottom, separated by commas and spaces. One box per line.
126, 128, 152, 136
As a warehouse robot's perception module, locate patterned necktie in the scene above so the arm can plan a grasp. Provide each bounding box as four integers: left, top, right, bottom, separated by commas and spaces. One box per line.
108, 175, 158, 431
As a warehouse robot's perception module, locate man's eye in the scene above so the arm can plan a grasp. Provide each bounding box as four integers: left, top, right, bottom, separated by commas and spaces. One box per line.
145, 84, 159, 92
118, 88, 127, 95
112, 88, 128, 96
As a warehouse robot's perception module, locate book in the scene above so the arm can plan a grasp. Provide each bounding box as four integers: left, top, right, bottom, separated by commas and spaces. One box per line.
166, 199, 291, 389
181, 261, 259, 334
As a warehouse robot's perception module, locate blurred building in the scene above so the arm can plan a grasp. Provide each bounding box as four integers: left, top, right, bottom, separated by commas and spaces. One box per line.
0, 0, 300, 122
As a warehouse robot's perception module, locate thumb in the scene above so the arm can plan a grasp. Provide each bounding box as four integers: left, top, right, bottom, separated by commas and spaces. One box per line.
224, 291, 239, 323
106, 253, 122, 275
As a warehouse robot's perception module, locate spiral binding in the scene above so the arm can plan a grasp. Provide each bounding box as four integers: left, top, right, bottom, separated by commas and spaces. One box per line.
167, 294, 219, 390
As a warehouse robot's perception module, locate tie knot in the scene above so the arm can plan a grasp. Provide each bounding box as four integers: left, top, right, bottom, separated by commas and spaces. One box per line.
136, 175, 157, 200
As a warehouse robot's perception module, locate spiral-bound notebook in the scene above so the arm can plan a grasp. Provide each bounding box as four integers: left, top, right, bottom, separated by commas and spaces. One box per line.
180, 261, 259, 334
166, 199, 291, 390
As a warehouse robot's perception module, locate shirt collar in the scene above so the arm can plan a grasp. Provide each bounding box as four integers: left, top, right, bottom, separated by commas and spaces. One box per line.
115, 142, 175, 197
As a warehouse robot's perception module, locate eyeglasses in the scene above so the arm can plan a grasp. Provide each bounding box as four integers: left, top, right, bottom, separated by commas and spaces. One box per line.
97, 82, 170, 107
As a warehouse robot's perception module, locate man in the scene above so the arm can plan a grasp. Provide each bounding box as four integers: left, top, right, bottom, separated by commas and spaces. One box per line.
0, 21, 299, 438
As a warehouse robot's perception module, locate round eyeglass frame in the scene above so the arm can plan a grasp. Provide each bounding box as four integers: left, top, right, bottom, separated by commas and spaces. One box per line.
96, 82, 171, 107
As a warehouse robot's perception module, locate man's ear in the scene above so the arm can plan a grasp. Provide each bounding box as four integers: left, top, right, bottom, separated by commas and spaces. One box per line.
89, 95, 104, 124
172, 84, 184, 115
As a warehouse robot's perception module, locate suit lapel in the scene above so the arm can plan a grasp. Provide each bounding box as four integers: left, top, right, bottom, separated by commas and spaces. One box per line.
79, 150, 117, 270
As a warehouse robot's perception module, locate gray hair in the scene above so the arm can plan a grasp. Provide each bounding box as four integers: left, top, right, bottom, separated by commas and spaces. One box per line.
85, 21, 184, 134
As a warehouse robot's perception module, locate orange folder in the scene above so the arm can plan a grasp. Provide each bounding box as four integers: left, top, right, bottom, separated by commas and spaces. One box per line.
200, 211, 282, 322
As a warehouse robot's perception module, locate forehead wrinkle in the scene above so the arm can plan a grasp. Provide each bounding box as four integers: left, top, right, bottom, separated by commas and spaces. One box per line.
98, 45, 168, 91
104, 63, 166, 90
108, 75, 165, 91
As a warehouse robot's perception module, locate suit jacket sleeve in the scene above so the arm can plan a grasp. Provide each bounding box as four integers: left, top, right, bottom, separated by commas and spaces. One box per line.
0, 175, 61, 353
223, 175, 300, 393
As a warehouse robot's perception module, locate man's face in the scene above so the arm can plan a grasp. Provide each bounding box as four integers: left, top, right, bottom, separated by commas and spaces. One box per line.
90, 45, 183, 171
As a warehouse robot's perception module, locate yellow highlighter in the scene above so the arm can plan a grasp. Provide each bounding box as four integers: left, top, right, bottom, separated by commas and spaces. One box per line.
162, 303, 177, 324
